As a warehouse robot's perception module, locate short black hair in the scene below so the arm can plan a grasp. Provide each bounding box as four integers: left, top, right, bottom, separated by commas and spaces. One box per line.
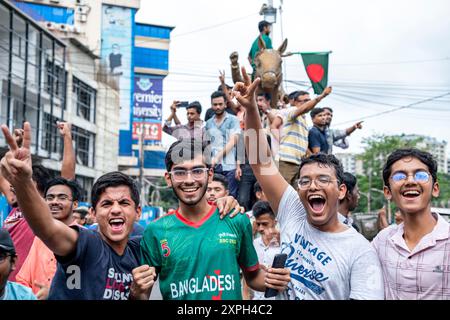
294, 91, 310, 101
253, 181, 262, 195
32, 164, 52, 194
257, 92, 271, 101
217, 84, 233, 92
299, 153, 345, 185
258, 20, 271, 32
165, 139, 211, 172
382, 148, 438, 188
323, 107, 333, 113
288, 91, 299, 100
310, 107, 325, 119
342, 172, 357, 194
73, 208, 88, 219
45, 177, 82, 202
187, 101, 202, 115
252, 201, 275, 219
91, 172, 140, 209
212, 173, 228, 191
211, 91, 226, 102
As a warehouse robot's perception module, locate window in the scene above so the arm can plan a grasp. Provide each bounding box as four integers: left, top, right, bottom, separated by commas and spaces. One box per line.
73, 77, 96, 122
75, 175, 94, 202
41, 112, 61, 153
73, 125, 95, 167
45, 60, 66, 99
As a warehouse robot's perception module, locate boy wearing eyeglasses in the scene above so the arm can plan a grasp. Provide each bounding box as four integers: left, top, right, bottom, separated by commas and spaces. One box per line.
233, 67, 384, 300
15, 177, 81, 300
372, 148, 449, 300
139, 139, 291, 300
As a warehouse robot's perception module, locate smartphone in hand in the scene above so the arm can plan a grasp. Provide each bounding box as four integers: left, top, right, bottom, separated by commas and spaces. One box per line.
177, 101, 189, 108
264, 253, 288, 298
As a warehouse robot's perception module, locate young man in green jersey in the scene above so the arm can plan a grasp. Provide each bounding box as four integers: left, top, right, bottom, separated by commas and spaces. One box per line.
139, 139, 290, 300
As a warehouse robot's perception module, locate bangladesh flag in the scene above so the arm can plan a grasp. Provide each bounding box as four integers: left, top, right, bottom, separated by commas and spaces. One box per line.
300, 52, 330, 94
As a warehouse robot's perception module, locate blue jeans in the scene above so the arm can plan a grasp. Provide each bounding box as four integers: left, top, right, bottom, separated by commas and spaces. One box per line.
214, 165, 239, 199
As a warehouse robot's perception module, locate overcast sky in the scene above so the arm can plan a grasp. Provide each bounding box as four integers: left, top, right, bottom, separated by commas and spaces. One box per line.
136, 0, 450, 155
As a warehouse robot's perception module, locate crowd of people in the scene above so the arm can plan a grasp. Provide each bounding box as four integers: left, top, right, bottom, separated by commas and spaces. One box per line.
0, 21, 449, 301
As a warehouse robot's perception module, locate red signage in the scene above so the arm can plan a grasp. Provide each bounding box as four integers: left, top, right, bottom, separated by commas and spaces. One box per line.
132, 122, 162, 141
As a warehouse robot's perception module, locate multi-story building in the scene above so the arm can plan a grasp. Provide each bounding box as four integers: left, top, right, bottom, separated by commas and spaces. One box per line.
0, 0, 122, 201
335, 152, 364, 175
2, 0, 174, 203
400, 134, 448, 174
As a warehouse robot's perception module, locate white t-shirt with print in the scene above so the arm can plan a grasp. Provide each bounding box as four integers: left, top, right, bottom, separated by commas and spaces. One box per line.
277, 186, 384, 300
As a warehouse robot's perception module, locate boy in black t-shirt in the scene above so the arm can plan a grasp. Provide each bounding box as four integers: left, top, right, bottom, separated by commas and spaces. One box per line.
0, 122, 243, 300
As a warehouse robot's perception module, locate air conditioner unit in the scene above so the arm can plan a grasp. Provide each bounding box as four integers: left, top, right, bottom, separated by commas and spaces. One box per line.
46, 22, 55, 30
77, 6, 89, 15
59, 24, 68, 32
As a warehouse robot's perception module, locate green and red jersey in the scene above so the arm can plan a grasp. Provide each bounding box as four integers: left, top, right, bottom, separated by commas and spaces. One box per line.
140, 206, 259, 300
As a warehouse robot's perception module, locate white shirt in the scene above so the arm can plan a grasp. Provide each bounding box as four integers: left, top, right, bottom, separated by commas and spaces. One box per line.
277, 186, 384, 300
252, 236, 280, 300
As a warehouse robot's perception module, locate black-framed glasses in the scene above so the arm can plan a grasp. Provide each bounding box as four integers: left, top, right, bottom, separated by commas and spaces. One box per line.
297, 175, 337, 190
391, 170, 430, 183
45, 194, 73, 202
169, 168, 209, 182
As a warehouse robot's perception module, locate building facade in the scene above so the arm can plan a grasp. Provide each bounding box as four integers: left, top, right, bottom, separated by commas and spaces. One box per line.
2, 0, 174, 202
0, 0, 122, 200
335, 152, 364, 175
400, 134, 448, 174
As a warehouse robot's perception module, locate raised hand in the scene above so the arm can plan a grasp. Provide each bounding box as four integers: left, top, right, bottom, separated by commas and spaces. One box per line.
57, 121, 72, 137
322, 86, 332, 97
170, 100, 179, 114
231, 66, 260, 110
229, 51, 239, 66
354, 121, 363, 130
219, 70, 226, 84
0, 122, 33, 186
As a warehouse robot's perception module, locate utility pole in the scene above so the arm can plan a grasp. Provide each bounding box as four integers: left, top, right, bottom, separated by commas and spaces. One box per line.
260, 0, 277, 41
279, 0, 287, 91
138, 124, 146, 207
367, 167, 372, 213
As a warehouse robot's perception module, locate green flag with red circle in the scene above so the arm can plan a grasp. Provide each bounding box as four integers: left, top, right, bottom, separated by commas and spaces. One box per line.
300, 52, 330, 94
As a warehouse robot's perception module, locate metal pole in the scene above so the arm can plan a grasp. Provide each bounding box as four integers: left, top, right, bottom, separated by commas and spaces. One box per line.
268, 0, 274, 42
368, 168, 372, 213
279, 0, 287, 91
139, 125, 145, 206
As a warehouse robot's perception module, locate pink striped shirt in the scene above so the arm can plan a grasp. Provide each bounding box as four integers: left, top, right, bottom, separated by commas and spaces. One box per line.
372, 213, 450, 300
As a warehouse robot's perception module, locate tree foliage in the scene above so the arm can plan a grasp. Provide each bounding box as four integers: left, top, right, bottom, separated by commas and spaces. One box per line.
147, 177, 178, 211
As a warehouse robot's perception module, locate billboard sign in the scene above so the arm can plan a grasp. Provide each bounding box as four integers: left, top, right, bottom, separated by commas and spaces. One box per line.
133, 76, 163, 121
132, 122, 162, 141
101, 5, 133, 131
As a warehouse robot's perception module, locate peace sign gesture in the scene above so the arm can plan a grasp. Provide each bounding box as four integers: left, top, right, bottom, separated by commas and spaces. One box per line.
232, 66, 261, 110
1, 122, 33, 186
